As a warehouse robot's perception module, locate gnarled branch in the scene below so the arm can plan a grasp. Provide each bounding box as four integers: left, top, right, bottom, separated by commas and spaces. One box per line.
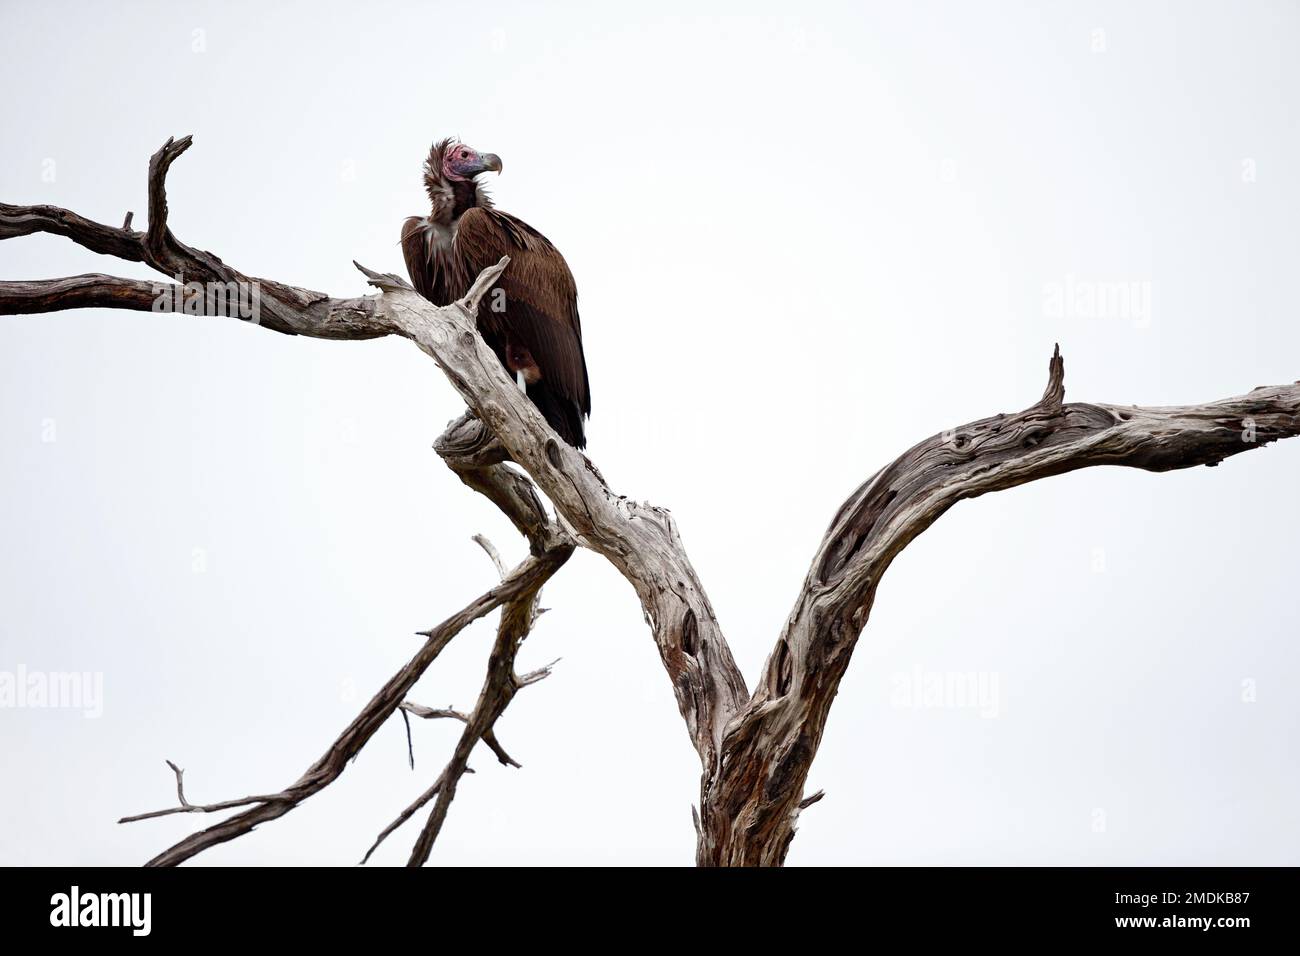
700, 347, 1300, 865
132, 542, 569, 867
0, 137, 387, 339
374, 284, 751, 769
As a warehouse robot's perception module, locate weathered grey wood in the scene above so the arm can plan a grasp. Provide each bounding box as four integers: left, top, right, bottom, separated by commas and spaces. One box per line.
137, 545, 570, 867
0, 273, 384, 337
0, 275, 177, 314
4, 136, 1298, 867
400, 701, 521, 769
404, 576, 550, 866
374, 282, 751, 772
0, 137, 389, 340
700, 350, 1300, 864
373, 288, 1300, 866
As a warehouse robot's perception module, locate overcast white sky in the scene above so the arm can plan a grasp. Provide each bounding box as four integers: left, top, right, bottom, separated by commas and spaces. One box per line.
1, 0, 1298, 866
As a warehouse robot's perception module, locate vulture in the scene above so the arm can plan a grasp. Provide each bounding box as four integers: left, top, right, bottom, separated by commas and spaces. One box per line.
401, 138, 591, 448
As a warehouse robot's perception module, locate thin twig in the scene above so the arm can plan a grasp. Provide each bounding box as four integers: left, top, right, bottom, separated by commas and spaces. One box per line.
400, 701, 522, 768
472, 534, 508, 580
401, 708, 415, 770
117, 761, 286, 824
798, 790, 826, 811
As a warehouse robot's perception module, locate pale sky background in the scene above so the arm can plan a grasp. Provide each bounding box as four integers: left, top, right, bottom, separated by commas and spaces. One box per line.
1, 0, 1297, 866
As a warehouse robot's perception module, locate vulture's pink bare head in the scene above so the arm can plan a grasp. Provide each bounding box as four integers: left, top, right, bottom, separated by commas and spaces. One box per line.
439, 140, 503, 182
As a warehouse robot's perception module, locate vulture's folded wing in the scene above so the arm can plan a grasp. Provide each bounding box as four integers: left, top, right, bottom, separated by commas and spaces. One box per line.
455, 207, 591, 416
399, 216, 437, 301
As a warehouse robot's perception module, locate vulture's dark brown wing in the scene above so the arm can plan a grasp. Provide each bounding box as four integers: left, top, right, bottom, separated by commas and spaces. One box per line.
400, 216, 439, 302
454, 207, 591, 417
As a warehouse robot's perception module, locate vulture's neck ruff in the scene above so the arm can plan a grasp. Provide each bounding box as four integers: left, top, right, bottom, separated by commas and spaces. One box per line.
414, 160, 491, 261
422, 140, 493, 229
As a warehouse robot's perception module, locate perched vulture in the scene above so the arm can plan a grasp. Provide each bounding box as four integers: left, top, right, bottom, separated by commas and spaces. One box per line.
401, 138, 591, 448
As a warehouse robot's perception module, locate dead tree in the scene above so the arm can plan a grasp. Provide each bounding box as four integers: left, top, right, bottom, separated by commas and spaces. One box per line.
3, 137, 1297, 867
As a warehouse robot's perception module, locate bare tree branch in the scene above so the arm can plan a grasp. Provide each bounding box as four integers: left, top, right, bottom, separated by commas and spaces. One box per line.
397, 533, 542, 775
399, 702, 523, 769
364, 567, 553, 865
0, 201, 145, 259
360, 774, 448, 865
130, 545, 569, 866
798, 790, 826, 811
372, 283, 751, 772
699, 347, 1300, 865
118, 760, 286, 824
144, 135, 191, 271
406, 579, 547, 866
517, 658, 560, 686
0, 275, 176, 314
373, 531, 556, 864
0, 138, 388, 339
472, 534, 508, 579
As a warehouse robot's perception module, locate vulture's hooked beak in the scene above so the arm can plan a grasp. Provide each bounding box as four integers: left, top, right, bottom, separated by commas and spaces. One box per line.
478, 152, 503, 175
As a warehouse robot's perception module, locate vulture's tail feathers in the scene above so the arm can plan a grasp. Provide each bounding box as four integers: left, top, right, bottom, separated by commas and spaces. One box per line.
527, 382, 587, 449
